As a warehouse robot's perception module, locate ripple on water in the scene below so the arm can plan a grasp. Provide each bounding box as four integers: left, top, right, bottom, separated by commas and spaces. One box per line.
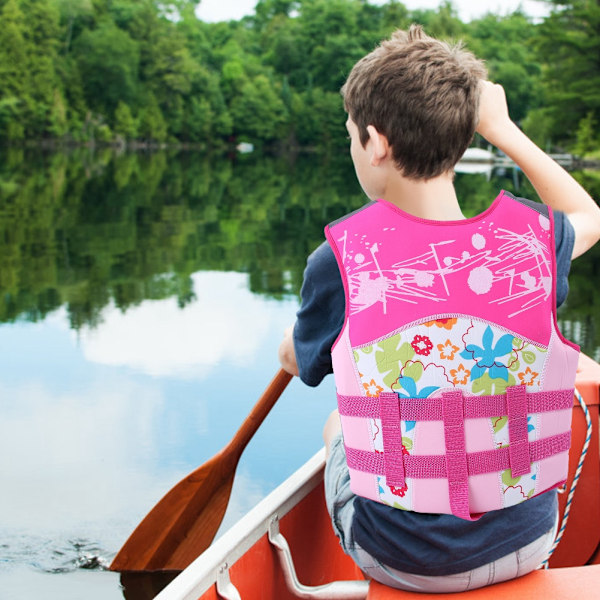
0, 534, 112, 574
0, 533, 177, 599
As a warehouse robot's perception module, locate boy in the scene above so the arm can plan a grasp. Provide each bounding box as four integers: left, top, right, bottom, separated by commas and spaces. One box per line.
279, 25, 600, 592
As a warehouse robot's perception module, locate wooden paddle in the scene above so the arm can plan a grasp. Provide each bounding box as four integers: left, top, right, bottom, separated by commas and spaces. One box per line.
110, 368, 293, 572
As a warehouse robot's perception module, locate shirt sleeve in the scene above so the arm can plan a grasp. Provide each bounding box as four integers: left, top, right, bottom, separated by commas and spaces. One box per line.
553, 210, 575, 308
509, 194, 574, 307
293, 241, 344, 387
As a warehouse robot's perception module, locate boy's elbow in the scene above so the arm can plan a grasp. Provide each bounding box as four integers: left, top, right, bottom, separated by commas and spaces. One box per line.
570, 206, 600, 259
592, 212, 600, 247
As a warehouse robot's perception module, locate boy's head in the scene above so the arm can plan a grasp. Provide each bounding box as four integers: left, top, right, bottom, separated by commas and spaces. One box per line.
341, 25, 487, 180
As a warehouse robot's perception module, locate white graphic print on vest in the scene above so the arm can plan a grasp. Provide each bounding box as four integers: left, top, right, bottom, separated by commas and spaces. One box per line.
338, 212, 552, 320
353, 318, 548, 510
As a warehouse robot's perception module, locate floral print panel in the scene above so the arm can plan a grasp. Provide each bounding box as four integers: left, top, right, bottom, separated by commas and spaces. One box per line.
352, 316, 548, 508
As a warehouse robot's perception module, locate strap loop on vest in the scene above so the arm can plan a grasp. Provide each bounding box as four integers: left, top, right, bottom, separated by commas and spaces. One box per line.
442, 390, 471, 520
344, 431, 570, 480
337, 388, 573, 420
507, 385, 532, 477
379, 392, 406, 488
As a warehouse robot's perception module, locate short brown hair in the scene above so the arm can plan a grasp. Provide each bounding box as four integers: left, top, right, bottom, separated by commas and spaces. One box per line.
341, 25, 487, 180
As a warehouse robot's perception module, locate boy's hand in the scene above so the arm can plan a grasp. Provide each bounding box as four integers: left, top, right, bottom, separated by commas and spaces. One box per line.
474, 81, 600, 259
475, 81, 514, 146
278, 325, 299, 376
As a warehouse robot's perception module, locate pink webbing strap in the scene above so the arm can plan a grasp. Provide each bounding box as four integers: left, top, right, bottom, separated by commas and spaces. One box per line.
379, 392, 406, 488
337, 388, 573, 420
442, 390, 471, 520
341, 386, 573, 518
507, 385, 531, 477
345, 430, 571, 479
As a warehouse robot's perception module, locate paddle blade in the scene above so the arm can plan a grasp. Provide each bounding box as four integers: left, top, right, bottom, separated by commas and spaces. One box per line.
110, 451, 237, 572
110, 368, 293, 572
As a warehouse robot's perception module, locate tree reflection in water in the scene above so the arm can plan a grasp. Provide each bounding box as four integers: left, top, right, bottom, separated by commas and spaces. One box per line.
0, 148, 596, 357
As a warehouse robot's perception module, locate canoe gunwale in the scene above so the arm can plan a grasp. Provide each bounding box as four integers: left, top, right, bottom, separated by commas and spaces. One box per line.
156, 449, 327, 600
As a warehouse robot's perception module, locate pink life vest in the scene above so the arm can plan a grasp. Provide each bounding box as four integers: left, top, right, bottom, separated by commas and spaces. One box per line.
324, 191, 579, 520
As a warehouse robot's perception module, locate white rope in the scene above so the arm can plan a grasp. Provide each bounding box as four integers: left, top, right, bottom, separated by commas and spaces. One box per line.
540, 388, 592, 568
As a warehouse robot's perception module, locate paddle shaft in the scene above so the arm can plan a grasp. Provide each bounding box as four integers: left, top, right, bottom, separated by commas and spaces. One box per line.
111, 368, 293, 572
228, 368, 294, 453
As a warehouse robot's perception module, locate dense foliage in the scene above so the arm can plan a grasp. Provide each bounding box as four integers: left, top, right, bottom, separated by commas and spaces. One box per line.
0, 0, 598, 151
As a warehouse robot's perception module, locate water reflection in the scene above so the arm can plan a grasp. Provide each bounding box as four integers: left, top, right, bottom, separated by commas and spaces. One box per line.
0, 149, 597, 599
0, 147, 363, 329
79, 272, 279, 378
0, 147, 597, 355
0, 267, 335, 598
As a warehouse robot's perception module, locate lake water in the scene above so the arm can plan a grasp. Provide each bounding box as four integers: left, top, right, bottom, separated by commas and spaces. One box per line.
0, 148, 598, 599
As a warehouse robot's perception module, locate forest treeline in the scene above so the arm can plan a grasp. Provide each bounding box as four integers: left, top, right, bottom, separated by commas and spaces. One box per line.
0, 0, 599, 153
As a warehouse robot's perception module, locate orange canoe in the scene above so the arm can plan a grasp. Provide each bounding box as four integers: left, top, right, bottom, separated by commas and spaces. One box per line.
156, 354, 600, 600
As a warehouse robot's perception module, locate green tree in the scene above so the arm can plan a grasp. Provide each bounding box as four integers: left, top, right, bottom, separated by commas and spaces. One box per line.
73, 20, 140, 117
260, 14, 308, 88
254, 0, 299, 24
183, 97, 212, 142
230, 75, 288, 141
574, 111, 598, 157
412, 1, 465, 38
143, 22, 198, 136
22, 0, 63, 135
533, 0, 600, 144
48, 88, 69, 137
292, 88, 344, 148
137, 92, 168, 142
0, 0, 29, 140
114, 100, 138, 140
467, 12, 541, 124
297, 0, 367, 91
56, 0, 94, 54
0, 0, 65, 139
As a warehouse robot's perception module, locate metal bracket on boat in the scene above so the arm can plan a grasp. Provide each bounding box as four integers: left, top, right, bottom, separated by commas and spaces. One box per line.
268, 516, 369, 599
216, 562, 242, 600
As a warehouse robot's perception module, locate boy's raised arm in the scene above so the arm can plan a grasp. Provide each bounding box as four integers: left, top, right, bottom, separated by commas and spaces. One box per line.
475, 81, 600, 259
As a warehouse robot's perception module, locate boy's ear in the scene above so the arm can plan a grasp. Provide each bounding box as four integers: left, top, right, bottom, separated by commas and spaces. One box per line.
366, 125, 390, 166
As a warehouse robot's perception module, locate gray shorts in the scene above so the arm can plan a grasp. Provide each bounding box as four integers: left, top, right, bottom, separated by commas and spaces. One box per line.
324, 433, 558, 593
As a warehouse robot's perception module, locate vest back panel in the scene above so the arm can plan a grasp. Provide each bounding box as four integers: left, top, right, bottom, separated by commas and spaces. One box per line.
325, 192, 579, 519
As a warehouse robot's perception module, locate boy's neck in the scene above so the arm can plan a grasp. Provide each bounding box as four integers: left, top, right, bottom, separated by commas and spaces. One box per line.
381, 170, 464, 221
